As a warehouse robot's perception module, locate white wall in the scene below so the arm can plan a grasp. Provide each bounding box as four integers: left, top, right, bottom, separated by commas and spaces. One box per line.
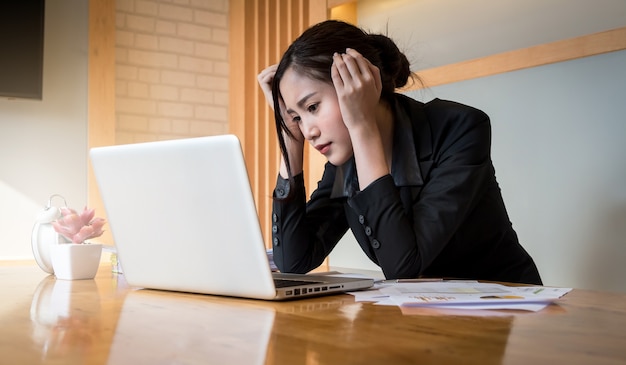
330, 0, 626, 292
0, 1, 88, 259
356, 0, 626, 69
412, 50, 626, 293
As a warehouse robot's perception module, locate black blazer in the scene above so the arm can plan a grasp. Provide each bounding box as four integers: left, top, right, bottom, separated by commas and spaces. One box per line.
271, 95, 542, 285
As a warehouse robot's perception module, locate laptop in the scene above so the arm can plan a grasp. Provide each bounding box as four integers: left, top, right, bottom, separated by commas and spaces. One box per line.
90, 134, 374, 300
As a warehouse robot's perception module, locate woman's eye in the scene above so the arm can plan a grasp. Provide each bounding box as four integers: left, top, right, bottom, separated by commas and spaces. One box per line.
307, 103, 318, 113
291, 115, 301, 123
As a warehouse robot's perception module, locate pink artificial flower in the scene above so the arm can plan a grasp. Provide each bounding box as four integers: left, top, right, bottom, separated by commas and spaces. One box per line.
52, 207, 106, 244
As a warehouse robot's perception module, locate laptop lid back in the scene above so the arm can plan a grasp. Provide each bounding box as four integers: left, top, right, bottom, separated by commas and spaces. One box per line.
90, 135, 278, 299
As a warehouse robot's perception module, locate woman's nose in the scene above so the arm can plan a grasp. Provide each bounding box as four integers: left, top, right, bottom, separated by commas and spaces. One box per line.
300, 119, 320, 140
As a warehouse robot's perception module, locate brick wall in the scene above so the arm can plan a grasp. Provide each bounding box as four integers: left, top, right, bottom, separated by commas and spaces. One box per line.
115, 0, 229, 144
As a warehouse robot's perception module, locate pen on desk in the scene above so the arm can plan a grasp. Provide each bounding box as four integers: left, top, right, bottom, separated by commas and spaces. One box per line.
396, 278, 444, 283
375, 278, 444, 284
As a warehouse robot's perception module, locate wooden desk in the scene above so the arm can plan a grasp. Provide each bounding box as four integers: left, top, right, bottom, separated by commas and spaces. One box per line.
1, 262, 625, 365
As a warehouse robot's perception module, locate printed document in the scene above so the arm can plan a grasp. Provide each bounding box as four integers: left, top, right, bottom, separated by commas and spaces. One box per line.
349, 280, 572, 312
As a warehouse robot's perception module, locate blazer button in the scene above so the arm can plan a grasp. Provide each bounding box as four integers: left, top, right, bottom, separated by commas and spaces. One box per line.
358, 215, 365, 224
273, 237, 279, 246
272, 225, 278, 233
371, 239, 380, 249
365, 226, 372, 236
272, 213, 278, 222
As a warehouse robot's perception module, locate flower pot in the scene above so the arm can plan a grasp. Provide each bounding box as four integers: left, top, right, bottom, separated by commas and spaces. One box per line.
50, 243, 103, 280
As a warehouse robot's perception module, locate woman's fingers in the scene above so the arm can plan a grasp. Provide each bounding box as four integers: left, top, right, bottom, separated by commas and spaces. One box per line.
332, 51, 358, 87
331, 49, 383, 131
257, 64, 278, 109
345, 48, 372, 78
257, 64, 277, 83
345, 48, 382, 94
332, 49, 379, 90
331, 54, 344, 89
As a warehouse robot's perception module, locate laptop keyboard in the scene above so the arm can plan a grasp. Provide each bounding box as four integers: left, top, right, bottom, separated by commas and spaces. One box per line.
274, 278, 322, 288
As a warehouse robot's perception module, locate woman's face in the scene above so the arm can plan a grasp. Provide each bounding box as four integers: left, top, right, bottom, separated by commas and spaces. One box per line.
279, 67, 353, 166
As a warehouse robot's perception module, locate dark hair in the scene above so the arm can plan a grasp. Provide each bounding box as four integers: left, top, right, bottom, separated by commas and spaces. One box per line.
272, 20, 413, 181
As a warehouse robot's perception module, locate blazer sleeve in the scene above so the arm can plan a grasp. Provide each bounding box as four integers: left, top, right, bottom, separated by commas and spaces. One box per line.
347, 106, 494, 279
271, 165, 349, 274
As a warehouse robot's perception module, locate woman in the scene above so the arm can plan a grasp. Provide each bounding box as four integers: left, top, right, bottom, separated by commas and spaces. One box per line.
257, 20, 542, 284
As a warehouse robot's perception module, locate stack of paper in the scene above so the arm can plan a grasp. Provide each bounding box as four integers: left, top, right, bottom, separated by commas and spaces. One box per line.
349, 280, 572, 312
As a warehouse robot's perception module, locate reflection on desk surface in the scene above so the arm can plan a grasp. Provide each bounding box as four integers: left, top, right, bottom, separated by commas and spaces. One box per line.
109, 290, 275, 365
1, 263, 626, 365
113, 289, 514, 365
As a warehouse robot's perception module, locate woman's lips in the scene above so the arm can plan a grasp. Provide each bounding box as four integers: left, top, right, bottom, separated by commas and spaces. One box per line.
315, 143, 331, 154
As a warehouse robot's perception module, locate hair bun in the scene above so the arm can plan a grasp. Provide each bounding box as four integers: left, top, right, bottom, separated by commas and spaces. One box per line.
368, 34, 411, 89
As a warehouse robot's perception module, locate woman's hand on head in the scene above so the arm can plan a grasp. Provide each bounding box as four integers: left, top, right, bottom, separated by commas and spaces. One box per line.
331, 48, 382, 133
257, 64, 278, 110
258, 64, 304, 176
258, 65, 303, 143
331, 48, 390, 189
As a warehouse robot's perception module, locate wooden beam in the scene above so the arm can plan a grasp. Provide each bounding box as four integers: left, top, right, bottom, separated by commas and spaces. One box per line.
228, 0, 247, 145
305, 2, 331, 201
405, 26, 626, 90
87, 0, 116, 246
229, 0, 332, 251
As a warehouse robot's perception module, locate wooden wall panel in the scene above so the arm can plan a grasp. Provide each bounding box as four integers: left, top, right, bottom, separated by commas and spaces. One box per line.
229, 0, 329, 249
88, 0, 116, 246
